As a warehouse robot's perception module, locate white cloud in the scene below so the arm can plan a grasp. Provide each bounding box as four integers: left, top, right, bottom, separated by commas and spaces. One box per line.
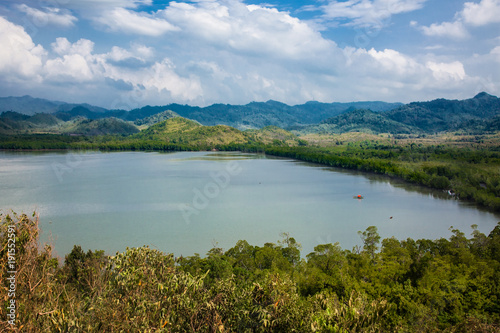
318, 0, 428, 28
419, 20, 469, 39
16, 5, 77, 27
142, 59, 203, 100
0, 16, 45, 79
95, 7, 179, 36
45, 38, 96, 82
51, 38, 94, 56
45, 54, 95, 82
426, 61, 466, 81
419, 0, 500, 39
161, 1, 335, 61
490, 45, 500, 62
17, 4, 77, 27
462, 0, 500, 26
106, 46, 134, 62
367, 48, 420, 75
64, 0, 152, 11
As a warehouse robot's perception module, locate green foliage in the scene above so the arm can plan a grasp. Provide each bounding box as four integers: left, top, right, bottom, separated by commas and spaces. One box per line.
358, 226, 381, 260
300, 108, 417, 135
67, 117, 139, 136
2, 213, 500, 331
133, 110, 180, 126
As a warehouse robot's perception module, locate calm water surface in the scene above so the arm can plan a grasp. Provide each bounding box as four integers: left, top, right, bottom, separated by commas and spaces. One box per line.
1, 151, 498, 258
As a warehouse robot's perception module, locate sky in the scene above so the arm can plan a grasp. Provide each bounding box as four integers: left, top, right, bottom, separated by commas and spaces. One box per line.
0, 0, 499, 109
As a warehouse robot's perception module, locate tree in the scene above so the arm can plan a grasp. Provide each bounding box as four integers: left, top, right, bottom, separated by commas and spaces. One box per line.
278, 232, 302, 267
358, 226, 381, 260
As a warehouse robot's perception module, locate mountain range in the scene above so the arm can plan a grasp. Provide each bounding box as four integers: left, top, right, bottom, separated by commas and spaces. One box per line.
0, 93, 499, 135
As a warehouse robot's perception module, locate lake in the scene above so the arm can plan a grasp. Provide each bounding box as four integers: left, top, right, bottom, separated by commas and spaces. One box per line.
1, 150, 498, 258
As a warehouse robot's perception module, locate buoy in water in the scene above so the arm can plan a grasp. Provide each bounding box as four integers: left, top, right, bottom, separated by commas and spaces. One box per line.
353, 194, 364, 199
357, 194, 362, 199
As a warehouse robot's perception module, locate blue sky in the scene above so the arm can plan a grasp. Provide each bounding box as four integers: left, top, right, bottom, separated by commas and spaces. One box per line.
0, 0, 499, 109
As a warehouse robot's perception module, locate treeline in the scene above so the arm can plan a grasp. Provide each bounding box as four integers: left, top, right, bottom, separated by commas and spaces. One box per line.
0, 134, 261, 152
1, 213, 499, 331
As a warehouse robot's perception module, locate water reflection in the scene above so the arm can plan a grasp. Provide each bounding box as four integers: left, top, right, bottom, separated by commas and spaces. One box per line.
171, 152, 266, 162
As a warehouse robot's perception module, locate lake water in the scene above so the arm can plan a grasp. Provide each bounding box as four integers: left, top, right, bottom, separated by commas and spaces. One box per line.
1, 151, 498, 258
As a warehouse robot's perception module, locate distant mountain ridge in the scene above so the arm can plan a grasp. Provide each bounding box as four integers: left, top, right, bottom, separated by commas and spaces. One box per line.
0, 95, 109, 116
384, 92, 500, 132
298, 92, 500, 134
0, 95, 402, 130
1, 93, 499, 134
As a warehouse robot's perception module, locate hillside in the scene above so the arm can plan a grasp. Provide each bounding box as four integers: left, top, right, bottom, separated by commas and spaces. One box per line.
134, 110, 180, 127
135, 117, 249, 147
0, 111, 63, 134
295, 93, 500, 135
298, 108, 417, 135
66, 118, 139, 136
0, 112, 138, 135
245, 126, 307, 146
386, 92, 500, 133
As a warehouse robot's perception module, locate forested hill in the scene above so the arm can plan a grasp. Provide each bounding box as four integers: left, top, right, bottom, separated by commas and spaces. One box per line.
385, 92, 500, 133
298, 92, 500, 134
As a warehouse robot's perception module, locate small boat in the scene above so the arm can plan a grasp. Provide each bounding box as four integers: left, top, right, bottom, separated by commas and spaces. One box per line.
353, 194, 364, 199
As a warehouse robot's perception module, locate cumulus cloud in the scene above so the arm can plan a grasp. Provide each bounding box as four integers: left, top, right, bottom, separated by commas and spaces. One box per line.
63, 0, 152, 11
426, 61, 466, 81
418, 0, 500, 39
95, 7, 179, 36
316, 0, 428, 28
160, 1, 335, 62
17, 4, 77, 27
0, 16, 45, 79
44, 38, 96, 82
45, 54, 95, 82
419, 20, 469, 39
0, 16, 202, 104
462, 0, 500, 26
51, 37, 94, 56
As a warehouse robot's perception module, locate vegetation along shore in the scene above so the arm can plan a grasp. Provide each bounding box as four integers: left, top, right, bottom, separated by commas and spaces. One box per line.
1, 212, 499, 331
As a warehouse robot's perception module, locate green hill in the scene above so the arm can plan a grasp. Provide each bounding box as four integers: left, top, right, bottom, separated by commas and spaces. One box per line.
0, 111, 63, 134
386, 92, 500, 132
246, 125, 306, 146
298, 109, 416, 135
134, 110, 180, 127
66, 118, 139, 136
135, 117, 249, 147
29, 113, 61, 126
